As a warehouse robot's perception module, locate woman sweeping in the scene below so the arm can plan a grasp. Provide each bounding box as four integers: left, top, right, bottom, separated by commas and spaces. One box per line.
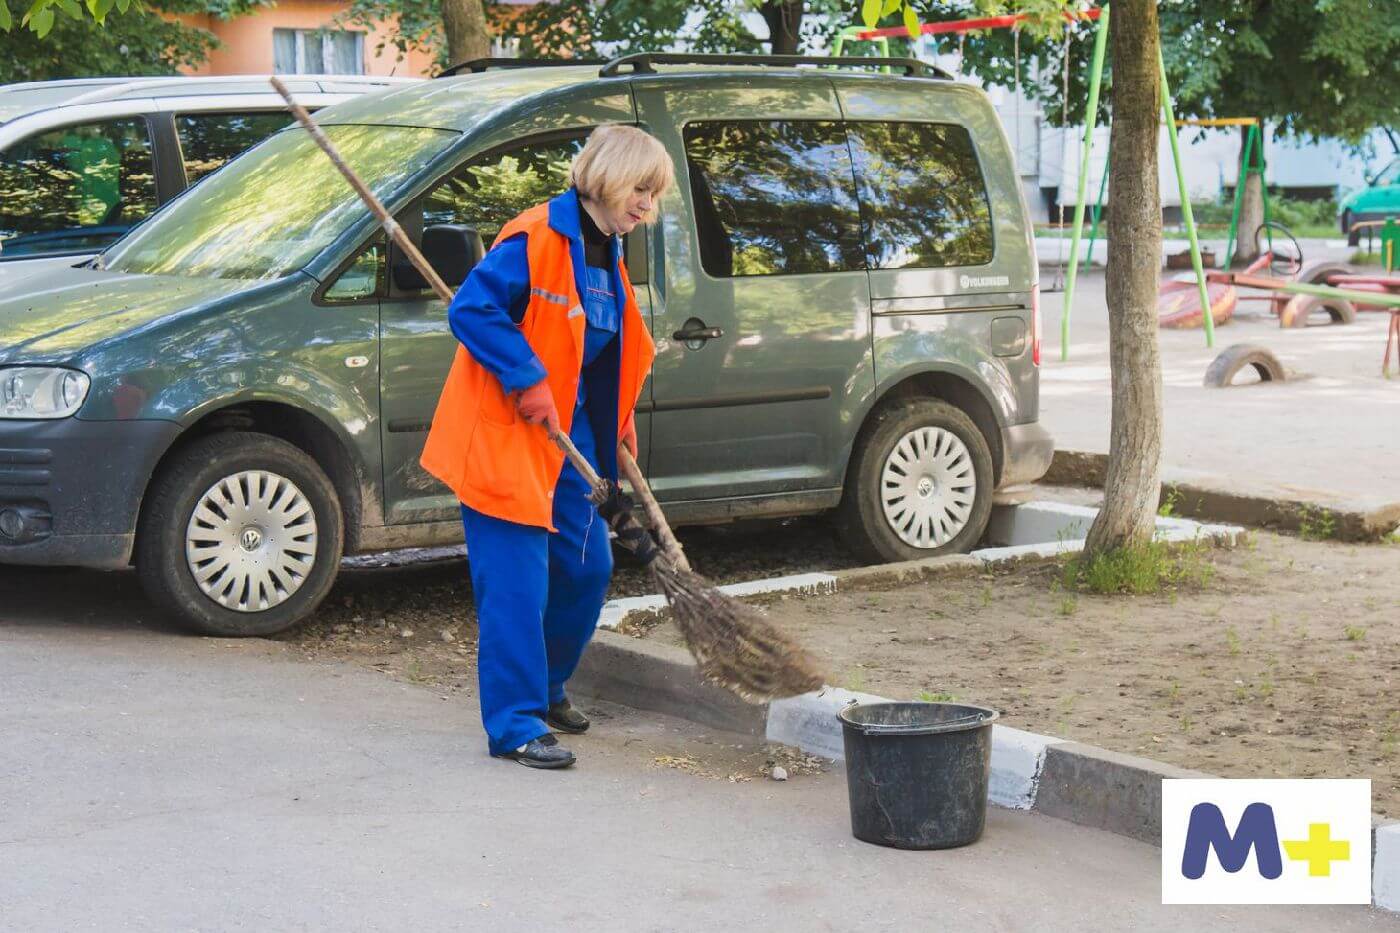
420, 125, 675, 769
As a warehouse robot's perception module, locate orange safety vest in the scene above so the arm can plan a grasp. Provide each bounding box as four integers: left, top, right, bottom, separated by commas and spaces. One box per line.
419, 202, 654, 530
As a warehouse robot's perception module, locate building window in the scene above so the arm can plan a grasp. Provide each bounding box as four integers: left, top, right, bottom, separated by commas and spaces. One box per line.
273, 28, 365, 75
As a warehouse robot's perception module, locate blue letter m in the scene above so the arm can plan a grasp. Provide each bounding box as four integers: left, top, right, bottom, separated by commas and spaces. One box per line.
1181, 802, 1283, 880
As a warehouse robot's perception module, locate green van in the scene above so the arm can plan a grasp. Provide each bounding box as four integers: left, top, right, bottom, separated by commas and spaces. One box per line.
0, 55, 1052, 636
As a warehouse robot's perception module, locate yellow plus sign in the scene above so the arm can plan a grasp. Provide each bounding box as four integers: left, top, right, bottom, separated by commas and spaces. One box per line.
1283, 823, 1350, 877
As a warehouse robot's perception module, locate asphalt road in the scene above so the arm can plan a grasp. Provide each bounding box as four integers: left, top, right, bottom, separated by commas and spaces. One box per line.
2, 566, 1393, 931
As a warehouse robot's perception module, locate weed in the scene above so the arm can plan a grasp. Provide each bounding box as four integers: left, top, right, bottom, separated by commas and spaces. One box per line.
1257, 671, 1275, 699
1168, 681, 1181, 702
1297, 505, 1337, 541
1383, 529, 1400, 546
1225, 627, 1242, 657
1234, 685, 1250, 701
1180, 712, 1193, 733
980, 585, 993, 607
918, 690, 959, 703
845, 669, 867, 693
1061, 539, 1214, 596
1345, 625, 1367, 642
1058, 596, 1078, 616
1158, 488, 1181, 518
404, 658, 428, 684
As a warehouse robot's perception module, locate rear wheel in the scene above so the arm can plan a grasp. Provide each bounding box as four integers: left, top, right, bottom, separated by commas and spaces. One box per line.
137, 432, 343, 636
837, 398, 994, 563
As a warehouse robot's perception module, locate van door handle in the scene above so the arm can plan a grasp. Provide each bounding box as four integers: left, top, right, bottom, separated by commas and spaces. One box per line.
672, 319, 723, 343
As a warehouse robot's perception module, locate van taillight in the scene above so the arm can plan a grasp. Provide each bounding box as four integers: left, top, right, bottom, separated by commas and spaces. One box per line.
1031, 284, 1042, 367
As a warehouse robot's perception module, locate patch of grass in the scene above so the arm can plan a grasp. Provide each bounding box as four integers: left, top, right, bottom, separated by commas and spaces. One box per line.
1057, 595, 1078, 616
1257, 671, 1275, 700
1297, 505, 1338, 541
980, 585, 993, 607
1157, 488, 1181, 518
1350, 249, 1383, 266
844, 668, 867, 693
918, 690, 959, 703
1061, 539, 1215, 596
1180, 712, 1193, 733
1383, 529, 1400, 546
1225, 627, 1242, 657
1168, 681, 1181, 703
1345, 625, 1367, 642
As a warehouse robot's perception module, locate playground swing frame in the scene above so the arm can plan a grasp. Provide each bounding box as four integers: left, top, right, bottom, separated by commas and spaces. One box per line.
854, 5, 1218, 358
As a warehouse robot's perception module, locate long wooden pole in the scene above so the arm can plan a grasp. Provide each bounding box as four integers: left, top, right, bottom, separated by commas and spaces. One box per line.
269, 76, 607, 501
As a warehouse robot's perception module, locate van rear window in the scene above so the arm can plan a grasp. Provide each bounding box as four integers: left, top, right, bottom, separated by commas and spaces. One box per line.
847, 122, 994, 270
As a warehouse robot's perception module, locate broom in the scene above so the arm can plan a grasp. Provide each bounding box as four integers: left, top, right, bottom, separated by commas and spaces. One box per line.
271, 78, 825, 701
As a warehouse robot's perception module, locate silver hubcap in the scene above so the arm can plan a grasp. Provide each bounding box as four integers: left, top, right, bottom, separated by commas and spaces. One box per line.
185, 470, 318, 613
880, 427, 976, 549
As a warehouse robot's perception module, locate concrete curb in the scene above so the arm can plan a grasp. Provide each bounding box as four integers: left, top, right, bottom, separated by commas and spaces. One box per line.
575, 631, 1400, 912
596, 501, 1244, 635
1043, 449, 1400, 542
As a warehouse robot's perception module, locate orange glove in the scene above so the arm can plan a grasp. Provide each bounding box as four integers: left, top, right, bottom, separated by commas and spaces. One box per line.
514, 380, 559, 434
620, 413, 638, 458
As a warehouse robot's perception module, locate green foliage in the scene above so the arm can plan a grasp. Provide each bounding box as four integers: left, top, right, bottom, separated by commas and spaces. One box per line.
1061, 539, 1215, 596
0, 0, 269, 81
0, 0, 263, 39
1344, 625, 1367, 642
953, 0, 1400, 141
1297, 505, 1337, 541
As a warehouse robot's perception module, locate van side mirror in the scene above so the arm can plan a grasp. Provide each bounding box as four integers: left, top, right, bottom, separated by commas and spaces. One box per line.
393, 224, 485, 292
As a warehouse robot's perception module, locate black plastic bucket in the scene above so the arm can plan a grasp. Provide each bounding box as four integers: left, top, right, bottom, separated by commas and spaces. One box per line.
837, 701, 999, 850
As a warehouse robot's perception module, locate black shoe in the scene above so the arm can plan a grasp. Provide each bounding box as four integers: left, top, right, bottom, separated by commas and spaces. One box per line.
546, 699, 590, 734
497, 733, 576, 769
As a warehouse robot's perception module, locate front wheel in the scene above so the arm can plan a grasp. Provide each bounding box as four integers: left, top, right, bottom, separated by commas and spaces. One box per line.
836, 398, 994, 563
136, 432, 344, 636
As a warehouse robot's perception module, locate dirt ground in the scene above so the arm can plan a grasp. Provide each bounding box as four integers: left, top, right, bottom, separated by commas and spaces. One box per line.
638, 532, 1400, 816
278, 524, 1400, 815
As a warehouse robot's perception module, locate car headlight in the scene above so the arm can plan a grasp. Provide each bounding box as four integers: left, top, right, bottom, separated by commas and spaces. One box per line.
0, 367, 91, 419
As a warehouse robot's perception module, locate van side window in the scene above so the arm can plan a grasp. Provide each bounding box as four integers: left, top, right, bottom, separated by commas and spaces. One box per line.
682, 120, 863, 278
424, 136, 586, 248
0, 118, 156, 260
323, 240, 384, 302
847, 122, 994, 270
176, 112, 292, 186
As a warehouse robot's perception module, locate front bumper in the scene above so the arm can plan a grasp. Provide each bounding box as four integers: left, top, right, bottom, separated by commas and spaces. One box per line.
0, 417, 180, 569
998, 421, 1055, 489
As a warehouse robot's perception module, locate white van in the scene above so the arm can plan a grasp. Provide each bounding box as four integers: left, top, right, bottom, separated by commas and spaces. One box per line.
0, 74, 419, 287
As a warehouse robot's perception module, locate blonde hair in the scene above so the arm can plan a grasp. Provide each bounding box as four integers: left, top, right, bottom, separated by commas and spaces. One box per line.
570, 124, 675, 223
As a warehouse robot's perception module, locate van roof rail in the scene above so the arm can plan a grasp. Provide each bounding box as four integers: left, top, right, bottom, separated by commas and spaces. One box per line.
438, 57, 607, 78
598, 52, 948, 79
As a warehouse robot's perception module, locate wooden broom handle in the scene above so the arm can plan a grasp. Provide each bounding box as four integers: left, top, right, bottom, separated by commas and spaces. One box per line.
617, 448, 691, 573
271, 76, 605, 498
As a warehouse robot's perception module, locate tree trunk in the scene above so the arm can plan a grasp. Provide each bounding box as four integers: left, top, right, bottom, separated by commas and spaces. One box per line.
760, 1, 804, 55
1233, 124, 1265, 266
1083, 0, 1164, 557
441, 0, 491, 68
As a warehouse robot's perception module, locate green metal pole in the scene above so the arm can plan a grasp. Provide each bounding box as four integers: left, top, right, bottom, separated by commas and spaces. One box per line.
1222, 125, 1254, 269
1159, 50, 1214, 347
831, 26, 891, 72
1257, 124, 1272, 254
1082, 164, 1110, 271
1060, 4, 1109, 361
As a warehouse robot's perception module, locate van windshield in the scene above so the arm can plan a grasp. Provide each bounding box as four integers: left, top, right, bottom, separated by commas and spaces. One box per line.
103, 123, 456, 280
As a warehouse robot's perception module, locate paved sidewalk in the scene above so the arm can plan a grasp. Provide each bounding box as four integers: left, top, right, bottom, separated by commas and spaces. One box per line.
1, 569, 1391, 931
1041, 268, 1399, 512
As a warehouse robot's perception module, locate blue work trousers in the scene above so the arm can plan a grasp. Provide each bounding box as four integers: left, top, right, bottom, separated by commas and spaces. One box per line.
460, 412, 613, 755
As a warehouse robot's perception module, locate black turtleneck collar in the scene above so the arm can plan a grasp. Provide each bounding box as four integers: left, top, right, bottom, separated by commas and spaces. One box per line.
578, 198, 612, 269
